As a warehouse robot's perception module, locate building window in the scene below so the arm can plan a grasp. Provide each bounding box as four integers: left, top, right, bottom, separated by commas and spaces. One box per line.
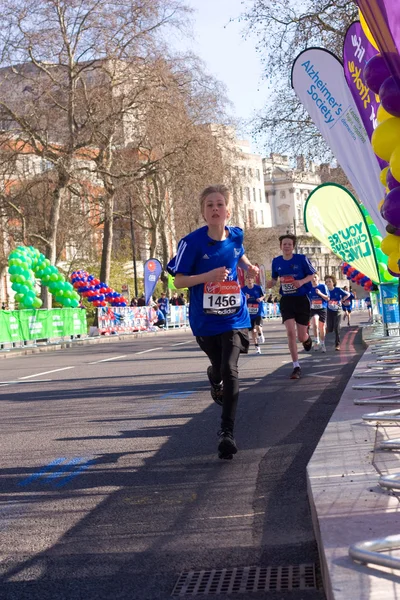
253, 188, 256, 202
256, 168, 260, 180
255, 211, 258, 225
248, 209, 254, 227
245, 187, 250, 201
249, 168, 253, 178
265, 193, 269, 203
297, 208, 301, 222
260, 210, 264, 225
280, 190, 286, 199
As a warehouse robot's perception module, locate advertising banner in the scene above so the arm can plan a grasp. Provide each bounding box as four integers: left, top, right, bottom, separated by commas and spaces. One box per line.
304, 183, 380, 282
291, 47, 386, 235
144, 259, 162, 305
97, 306, 157, 335
343, 21, 385, 168
0, 308, 87, 343
380, 283, 400, 335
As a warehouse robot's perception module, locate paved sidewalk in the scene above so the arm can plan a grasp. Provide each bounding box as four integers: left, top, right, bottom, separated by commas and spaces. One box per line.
308, 326, 400, 599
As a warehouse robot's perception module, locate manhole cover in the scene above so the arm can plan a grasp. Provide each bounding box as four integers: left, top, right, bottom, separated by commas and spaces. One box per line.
171, 563, 317, 596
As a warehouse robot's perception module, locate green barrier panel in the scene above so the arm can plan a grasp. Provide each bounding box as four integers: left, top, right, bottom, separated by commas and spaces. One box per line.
0, 308, 87, 343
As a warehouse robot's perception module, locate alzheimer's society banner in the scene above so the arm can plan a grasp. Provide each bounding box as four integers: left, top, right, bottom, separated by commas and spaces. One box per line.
291, 47, 386, 236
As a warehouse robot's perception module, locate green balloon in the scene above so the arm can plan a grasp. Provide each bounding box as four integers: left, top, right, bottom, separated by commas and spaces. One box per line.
372, 235, 383, 247
50, 273, 59, 282
365, 216, 374, 225
63, 298, 72, 307
32, 297, 42, 309
19, 285, 30, 295
70, 299, 79, 308
382, 269, 394, 282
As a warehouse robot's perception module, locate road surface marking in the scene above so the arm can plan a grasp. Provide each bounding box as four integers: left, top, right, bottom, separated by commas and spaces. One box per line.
135, 347, 163, 354
172, 341, 192, 346
18, 366, 75, 379
89, 355, 127, 364
0, 379, 52, 386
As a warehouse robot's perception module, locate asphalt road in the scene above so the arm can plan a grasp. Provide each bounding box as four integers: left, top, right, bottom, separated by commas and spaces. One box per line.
0, 314, 366, 600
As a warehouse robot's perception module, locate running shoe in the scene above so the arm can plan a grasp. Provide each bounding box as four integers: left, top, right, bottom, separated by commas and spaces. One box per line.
207, 366, 223, 406
290, 366, 301, 379
321, 342, 326, 353
335, 344, 340, 351
302, 336, 312, 352
258, 332, 265, 344
313, 341, 320, 351
217, 429, 237, 459
256, 345, 261, 354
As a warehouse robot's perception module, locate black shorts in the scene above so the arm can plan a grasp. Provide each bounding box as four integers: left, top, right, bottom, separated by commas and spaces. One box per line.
342, 306, 352, 313
196, 328, 250, 355
310, 308, 327, 323
280, 295, 311, 326
249, 315, 262, 329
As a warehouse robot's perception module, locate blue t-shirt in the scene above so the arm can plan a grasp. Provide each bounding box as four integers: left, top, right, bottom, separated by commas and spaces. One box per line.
342, 292, 354, 310
327, 287, 349, 311
158, 297, 169, 315
242, 284, 264, 318
167, 226, 250, 336
365, 296, 371, 307
271, 254, 316, 296
156, 309, 165, 320
308, 284, 329, 310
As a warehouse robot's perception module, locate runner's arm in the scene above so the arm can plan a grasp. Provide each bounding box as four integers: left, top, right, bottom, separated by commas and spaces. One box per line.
316, 289, 329, 301
238, 255, 259, 278
174, 267, 229, 289
293, 274, 314, 289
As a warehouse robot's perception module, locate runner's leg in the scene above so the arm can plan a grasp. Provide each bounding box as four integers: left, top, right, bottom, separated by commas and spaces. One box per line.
284, 318, 298, 363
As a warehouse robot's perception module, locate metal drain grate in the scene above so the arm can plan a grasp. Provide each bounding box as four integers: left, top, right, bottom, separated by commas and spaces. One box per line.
171, 563, 317, 596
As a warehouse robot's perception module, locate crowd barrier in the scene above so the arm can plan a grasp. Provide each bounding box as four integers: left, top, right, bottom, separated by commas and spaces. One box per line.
0, 308, 87, 349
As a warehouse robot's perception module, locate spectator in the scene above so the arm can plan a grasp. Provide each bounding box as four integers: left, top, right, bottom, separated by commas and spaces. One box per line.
170, 292, 179, 306
130, 297, 138, 307
178, 293, 186, 306
1, 302, 7, 310
137, 295, 145, 306
273, 296, 279, 303
154, 308, 166, 328
266, 294, 273, 303
157, 292, 169, 319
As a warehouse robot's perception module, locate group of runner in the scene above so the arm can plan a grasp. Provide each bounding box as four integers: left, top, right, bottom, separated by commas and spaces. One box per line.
167, 184, 358, 460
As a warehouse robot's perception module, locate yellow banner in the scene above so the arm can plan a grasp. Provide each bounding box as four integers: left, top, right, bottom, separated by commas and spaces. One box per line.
304, 183, 380, 283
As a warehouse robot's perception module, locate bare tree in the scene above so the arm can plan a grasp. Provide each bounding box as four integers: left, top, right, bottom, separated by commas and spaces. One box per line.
240, 0, 357, 157
0, 0, 191, 300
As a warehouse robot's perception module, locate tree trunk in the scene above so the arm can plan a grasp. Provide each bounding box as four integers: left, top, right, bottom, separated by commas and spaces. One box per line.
99, 194, 114, 284
42, 185, 64, 308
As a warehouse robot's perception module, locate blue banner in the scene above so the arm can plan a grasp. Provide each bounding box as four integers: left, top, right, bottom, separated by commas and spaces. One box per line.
144, 259, 162, 305
380, 283, 400, 335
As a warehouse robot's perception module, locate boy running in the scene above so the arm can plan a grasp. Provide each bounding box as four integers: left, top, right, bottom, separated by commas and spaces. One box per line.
325, 275, 350, 350
167, 185, 258, 460
242, 276, 265, 354
341, 285, 354, 326
266, 234, 316, 380
365, 296, 372, 322
308, 273, 329, 352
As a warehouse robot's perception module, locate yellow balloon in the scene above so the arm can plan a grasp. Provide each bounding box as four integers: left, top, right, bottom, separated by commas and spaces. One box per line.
371, 118, 400, 162
359, 9, 379, 50
381, 234, 400, 257
388, 251, 400, 274
390, 143, 400, 183
377, 104, 393, 124
380, 166, 389, 186
378, 199, 385, 210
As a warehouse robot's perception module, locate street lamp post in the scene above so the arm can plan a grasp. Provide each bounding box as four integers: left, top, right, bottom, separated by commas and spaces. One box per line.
128, 196, 139, 298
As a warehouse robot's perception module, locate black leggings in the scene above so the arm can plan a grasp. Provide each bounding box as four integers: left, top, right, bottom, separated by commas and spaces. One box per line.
196, 329, 249, 431
326, 310, 341, 346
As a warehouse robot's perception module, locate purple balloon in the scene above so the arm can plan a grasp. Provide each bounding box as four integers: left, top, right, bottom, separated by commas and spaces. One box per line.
382, 187, 400, 227
364, 54, 391, 95
387, 169, 400, 191
386, 222, 400, 235
379, 76, 400, 117
388, 267, 400, 277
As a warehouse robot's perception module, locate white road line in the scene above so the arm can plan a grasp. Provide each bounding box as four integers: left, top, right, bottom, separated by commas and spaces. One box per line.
0, 379, 53, 386
172, 341, 192, 346
196, 512, 265, 520
89, 355, 127, 364
18, 367, 75, 380
135, 347, 163, 355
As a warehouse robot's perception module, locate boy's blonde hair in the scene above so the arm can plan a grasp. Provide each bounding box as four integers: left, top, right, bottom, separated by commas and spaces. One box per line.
199, 185, 231, 212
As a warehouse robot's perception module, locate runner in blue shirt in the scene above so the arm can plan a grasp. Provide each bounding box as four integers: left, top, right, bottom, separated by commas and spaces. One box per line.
266, 234, 316, 380
341, 285, 355, 327
167, 184, 259, 460
325, 275, 350, 350
242, 276, 265, 354
308, 273, 329, 353
364, 296, 372, 322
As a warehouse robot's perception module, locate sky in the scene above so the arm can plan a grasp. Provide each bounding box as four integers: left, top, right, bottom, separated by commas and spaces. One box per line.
170, 0, 269, 152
